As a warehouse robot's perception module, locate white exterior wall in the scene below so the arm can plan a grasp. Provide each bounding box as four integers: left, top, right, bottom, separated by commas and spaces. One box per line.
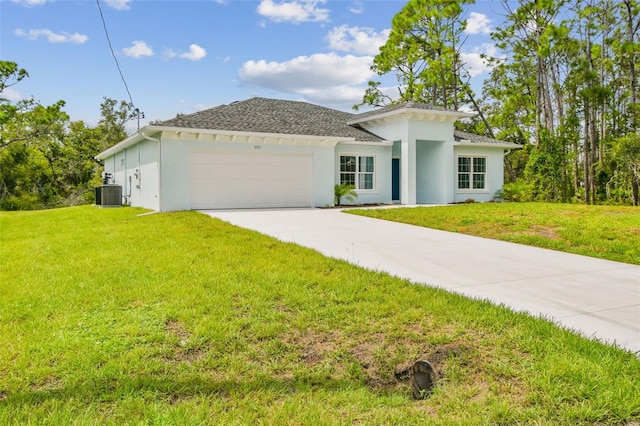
113, 151, 125, 192
125, 139, 159, 210
158, 136, 336, 211
335, 143, 392, 206
392, 140, 402, 157
138, 139, 160, 210
101, 138, 160, 211
103, 156, 116, 183
410, 119, 455, 204
158, 138, 189, 212
362, 120, 413, 204
453, 145, 505, 203
416, 140, 448, 204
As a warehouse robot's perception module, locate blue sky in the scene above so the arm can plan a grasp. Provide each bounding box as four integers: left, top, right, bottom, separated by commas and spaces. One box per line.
1, 0, 499, 132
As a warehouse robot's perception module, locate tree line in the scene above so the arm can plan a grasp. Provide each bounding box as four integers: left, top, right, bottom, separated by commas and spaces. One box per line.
357, 0, 640, 205
0, 61, 136, 210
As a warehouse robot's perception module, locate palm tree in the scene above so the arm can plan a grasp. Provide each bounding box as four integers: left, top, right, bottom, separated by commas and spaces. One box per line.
334, 183, 358, 206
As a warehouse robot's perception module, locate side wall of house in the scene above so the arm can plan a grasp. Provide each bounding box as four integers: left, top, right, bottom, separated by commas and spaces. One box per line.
453, 145, 505, 203
102, 138, 160, 210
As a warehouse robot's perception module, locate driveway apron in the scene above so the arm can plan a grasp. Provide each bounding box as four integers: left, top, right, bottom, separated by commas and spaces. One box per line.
202, 208, 640, 354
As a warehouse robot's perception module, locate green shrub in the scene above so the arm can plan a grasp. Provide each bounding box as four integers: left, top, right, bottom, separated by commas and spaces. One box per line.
334, 183, 358, 206
499, 180, 534, 202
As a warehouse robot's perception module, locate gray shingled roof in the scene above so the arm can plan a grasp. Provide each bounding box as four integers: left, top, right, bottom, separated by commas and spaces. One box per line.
454, 130, 521, 147
157, 97, 384, 142
350, 101, 452, 122
155, 97, 516, 147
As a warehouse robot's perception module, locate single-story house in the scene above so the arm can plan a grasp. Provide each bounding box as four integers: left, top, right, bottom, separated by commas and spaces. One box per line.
96, 97, 521, 211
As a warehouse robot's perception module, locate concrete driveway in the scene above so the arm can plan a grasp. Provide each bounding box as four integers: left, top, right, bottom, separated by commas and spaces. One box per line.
202, 207, 640, 354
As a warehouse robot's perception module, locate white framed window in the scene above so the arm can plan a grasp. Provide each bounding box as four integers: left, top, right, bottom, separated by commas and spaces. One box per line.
340, 155, 375, 191
457, 156, 487, 191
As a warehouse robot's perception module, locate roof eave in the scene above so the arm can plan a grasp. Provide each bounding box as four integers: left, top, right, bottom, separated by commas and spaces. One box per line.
348, 107, 476, 126
95, 128, 155, 160
95, 123, 391, 160
455, 140, 523, 149
338, 139, 393, 147
141, 125, 361, 146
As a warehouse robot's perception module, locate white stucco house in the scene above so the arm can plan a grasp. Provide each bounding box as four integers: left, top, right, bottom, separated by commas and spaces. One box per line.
96, 97, 521, 211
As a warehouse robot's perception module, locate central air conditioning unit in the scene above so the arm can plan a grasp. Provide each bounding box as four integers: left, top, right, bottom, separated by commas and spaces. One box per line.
95, 184, 122, 207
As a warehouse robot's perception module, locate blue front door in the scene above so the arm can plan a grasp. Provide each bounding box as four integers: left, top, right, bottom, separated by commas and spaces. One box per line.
392, 158, 400, 201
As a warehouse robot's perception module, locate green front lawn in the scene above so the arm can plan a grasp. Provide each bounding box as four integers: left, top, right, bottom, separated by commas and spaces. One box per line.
1, 206, 638, 424
348, 203, 640, 265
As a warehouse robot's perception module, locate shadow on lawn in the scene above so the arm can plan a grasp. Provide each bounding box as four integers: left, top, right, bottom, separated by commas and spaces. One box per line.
4, 374, 382, 406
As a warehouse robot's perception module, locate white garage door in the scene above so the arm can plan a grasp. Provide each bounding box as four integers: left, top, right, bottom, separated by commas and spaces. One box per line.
190, 151, 313, 209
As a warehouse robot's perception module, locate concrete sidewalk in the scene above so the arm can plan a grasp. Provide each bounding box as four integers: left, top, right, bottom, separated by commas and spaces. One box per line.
202, 208, 640, 354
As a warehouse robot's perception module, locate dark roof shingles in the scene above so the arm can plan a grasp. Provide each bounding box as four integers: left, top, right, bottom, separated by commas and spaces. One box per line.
351, 101, 451, 122
158, 97, 383, 142
454, 130, 515, 146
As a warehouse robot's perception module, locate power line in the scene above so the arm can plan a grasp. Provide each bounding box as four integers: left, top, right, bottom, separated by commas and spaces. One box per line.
96, 0, 134, 106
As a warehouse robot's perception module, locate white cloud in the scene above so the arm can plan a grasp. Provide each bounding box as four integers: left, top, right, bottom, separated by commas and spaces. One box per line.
326, 25, 389, 56
238, 52, 374, 106
11, 0, 51, 6
164, 45, 207, 61
256, 0, 330, 24
349, 1, 363, 14
14, 28, 88, 44
122, 40, 154, 58
179, 44, 207, 61
466, 12, 491, 35
460, 43, 498, 77
104, 0, 131, 10
193, 103, 216, 111
1, 88, 25, 102
211, 0, 229, 4
299, 85, 366, 104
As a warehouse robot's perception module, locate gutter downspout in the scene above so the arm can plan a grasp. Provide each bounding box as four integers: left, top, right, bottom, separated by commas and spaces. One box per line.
141, 131, 162, 212
123, 148, 128, 205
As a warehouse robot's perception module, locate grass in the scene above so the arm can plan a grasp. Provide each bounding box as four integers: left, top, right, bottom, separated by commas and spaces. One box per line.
1, 206, 639, 425
348, 203, 640, 265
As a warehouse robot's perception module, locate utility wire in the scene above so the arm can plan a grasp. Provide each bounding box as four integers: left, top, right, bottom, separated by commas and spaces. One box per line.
96, 0, 134, 106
